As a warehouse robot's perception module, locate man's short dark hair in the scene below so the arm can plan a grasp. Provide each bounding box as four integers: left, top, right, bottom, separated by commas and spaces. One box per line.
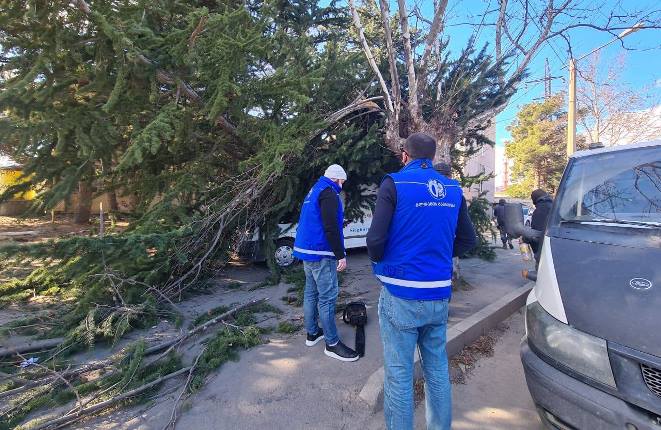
434, 161, 451, 177
404, 133, 436, 160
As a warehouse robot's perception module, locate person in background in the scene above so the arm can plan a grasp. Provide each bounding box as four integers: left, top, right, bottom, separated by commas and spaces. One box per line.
433, 161, 452, 178
494, 199, 513, 249
367, 133, 477, 429
528, 189, 554, 264
292, 164, 359, 362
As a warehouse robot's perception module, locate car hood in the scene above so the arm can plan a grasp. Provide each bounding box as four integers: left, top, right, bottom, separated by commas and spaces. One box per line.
550, 235, 661, 358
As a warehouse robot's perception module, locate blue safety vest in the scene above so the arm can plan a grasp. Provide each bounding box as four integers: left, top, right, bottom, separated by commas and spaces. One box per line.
293, 176, 344, 261
373, 159, 462, 300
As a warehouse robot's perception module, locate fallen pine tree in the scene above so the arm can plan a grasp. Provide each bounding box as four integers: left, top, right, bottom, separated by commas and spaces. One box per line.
0, 299, 268, 429
0, 0, 520, 426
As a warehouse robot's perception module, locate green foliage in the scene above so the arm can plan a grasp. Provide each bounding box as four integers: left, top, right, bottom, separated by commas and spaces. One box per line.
192, 305, 231, 327
505, 95, 581, 197
234, 310, 257, 327
191, 302, 282, 328
0, 231, 179, 339
189, 326, 263, 392
464, 193, 497, 261
276, 321, 300, 334
282, 267, 306, 306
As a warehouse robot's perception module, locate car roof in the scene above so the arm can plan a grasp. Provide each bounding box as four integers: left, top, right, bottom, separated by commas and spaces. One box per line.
571, 140, 661, 159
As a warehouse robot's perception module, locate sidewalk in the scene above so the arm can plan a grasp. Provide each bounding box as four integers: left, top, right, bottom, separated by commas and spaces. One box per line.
77, 247, 530, 429
368, 310, 544, 429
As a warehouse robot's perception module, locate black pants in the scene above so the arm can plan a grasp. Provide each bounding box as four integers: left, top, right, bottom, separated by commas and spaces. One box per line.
498, 226, 512, 246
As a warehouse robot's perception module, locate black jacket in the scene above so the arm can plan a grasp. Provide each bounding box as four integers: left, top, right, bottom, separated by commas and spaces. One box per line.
529, 194, 553, 255
366, 176, 477, 262
494, 203, 506, 228
531, 195, 553, 232
318, 187, 345, 259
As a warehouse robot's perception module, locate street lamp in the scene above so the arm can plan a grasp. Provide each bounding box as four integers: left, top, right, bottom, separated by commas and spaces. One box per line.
565, 22, 644, 157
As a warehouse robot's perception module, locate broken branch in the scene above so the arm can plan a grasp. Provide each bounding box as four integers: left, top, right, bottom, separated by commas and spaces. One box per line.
0, 338, 64, 358
348, 0, 394, 114
145, 298, 267, 360
30, 366, 192, 430
162, 346, 207, 430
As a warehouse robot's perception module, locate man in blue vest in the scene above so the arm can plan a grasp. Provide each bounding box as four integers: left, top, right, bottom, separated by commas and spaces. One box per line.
293, 164, 359, 362
367, 133, 477, 429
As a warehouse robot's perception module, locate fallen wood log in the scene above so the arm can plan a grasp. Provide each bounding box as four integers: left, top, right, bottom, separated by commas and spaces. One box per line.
0, 362, 111, 400
0, 338, 64, 358
31, 366, 192, 430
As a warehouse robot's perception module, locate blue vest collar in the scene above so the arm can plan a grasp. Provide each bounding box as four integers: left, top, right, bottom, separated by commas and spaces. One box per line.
401, 158, 434, 172
320, 176, 342, 193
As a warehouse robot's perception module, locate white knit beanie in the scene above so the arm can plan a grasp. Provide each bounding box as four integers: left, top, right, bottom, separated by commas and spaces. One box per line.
324, 164, 347, 181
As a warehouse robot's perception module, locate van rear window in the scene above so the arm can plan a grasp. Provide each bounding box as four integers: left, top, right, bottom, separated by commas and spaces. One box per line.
554, 146, 661, 225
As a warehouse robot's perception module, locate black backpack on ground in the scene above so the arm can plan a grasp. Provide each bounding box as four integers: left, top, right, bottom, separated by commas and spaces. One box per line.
342, 301, 367, 357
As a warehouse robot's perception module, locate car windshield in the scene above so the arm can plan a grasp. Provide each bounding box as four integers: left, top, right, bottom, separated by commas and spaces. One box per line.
555, 145, 661, 225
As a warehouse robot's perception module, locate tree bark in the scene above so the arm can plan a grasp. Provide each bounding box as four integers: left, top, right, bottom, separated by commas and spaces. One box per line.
73, 181, 93, 225
396, 0, 421, 128
108, 190, 119, 213
348, 0, 394, 115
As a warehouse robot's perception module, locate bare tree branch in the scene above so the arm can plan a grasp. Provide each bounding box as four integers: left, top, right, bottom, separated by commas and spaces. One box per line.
348, 0, 394, 114
495, 0, 508, 67
378, 0, 401, 122
417, 0, 449, 83
396, 0, 422, 125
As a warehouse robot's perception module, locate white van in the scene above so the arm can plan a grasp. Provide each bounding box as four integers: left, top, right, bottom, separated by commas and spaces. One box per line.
508, 140, 661, 429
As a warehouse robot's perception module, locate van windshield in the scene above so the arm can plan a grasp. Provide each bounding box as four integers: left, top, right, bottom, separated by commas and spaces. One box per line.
554, 146, 661, 226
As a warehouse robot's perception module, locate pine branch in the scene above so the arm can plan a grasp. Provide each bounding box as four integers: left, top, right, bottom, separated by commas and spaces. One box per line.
144, 298, 267, 360
162, 346, 206, 430
30, 366, 192, 430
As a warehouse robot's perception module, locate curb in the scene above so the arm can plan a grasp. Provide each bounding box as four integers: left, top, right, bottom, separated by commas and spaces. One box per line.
358, 282, 534, 412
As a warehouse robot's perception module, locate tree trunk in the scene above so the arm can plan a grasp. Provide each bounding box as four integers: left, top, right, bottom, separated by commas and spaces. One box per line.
108, 190, 119, 213
73, 181, 93, 225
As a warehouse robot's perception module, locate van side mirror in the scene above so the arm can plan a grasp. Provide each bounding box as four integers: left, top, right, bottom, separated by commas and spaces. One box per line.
504, 203, 543, 242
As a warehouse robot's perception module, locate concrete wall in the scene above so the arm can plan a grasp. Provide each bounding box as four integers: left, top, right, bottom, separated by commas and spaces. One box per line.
54, 192, 137, 214
0, 200, 32, 216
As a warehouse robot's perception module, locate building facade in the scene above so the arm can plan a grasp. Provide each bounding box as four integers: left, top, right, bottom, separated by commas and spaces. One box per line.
461, 123, 496, 202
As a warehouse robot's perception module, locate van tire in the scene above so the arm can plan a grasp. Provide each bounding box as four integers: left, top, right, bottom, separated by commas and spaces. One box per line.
274, 238, 298, 268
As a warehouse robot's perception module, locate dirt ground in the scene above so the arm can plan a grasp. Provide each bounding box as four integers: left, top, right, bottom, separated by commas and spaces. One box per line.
0, 214, 129, 243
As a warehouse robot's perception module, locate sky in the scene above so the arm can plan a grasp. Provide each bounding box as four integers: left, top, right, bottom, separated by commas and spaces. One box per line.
332, 0, 660, 185
0, 155, 13, 168
438, 0, 661, 145
436, 0, 661, 187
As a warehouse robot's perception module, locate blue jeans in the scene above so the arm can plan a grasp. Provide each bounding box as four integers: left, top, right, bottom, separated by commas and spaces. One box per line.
379, 287, 451, 430
303, 258, 339, 345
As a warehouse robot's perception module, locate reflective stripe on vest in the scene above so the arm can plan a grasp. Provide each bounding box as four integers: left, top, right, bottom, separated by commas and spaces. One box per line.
293, 247, 335, 256
375, 275, 452, 288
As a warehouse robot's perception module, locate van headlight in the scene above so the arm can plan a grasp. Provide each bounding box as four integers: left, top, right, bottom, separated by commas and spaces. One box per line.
526, 301, 616, 388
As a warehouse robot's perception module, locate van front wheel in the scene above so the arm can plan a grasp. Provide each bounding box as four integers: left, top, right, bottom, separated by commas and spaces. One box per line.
274, 238, 297, 268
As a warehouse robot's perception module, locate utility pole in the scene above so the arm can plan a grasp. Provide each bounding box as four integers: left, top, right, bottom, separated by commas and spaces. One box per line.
544, 58, 552, 99
563, 22, 643, 158
567, 59, 576, 157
